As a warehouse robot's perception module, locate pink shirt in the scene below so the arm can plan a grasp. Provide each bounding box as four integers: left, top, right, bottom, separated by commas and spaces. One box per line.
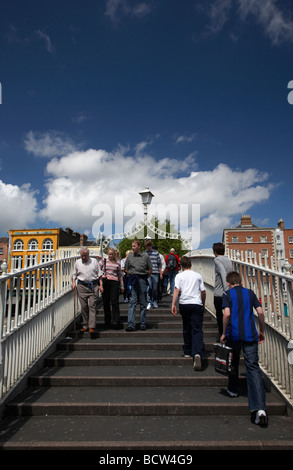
99, 258, 122, 283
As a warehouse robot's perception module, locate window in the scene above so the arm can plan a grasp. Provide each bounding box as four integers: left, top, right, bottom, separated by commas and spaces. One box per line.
28, 239, 38, 250
290, 249, 293, 259
232, 237, 238, 243
26, 254, 38, 266
260, 236, 267, 243
289, 237, 293, 244
13, 239, 24, 251
246, 236, 253, 243
42, 238, 53, 250
261, 249, 268, 258
0, 248, 3, 255
12, 256, 22, 270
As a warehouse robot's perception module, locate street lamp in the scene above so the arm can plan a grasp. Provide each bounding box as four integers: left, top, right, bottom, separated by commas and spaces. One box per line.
139, 187, 154, 238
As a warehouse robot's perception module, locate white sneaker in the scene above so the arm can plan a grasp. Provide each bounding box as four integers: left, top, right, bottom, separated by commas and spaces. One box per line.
153, 301, 158, 308
193, 354, 202, 371
147, 303, 152, 309
227, 389, 239, 398
255, 410, 268, 427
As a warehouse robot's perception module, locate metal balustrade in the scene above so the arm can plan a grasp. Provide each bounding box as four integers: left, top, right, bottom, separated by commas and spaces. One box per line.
0, 253, 81, 401
190, 251, 293, 407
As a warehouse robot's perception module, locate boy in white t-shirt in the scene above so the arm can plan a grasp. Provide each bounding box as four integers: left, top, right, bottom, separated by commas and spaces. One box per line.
171, 256, 206, 371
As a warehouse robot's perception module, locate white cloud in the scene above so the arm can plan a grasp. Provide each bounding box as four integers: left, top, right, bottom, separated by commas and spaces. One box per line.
24, 130, 79, 158
35, 30, 55, 53
105, 0, 152, 23
238, 0, 293, 45
0, 180, 38, 233
203, 0, 293, 45
39, 145, 273, 247
175, 133, 198, 144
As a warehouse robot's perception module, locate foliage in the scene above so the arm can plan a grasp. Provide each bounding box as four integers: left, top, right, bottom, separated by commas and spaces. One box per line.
116, 218, 189, 258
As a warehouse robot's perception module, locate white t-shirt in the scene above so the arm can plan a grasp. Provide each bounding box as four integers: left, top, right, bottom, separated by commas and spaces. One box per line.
175, 269, 205, 305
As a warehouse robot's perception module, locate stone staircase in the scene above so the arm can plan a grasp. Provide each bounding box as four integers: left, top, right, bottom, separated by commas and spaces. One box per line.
0, 295, 293, 450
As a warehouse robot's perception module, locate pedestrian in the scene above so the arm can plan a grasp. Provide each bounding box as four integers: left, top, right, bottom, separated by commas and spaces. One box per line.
171, 256, 206, 371
145, 240, 162, 309
162, 253, 169, 294
99, 248, 124, 329
165, 248, 180, 295
72, 247, 102, 333
124, 239, 152, 331
221, 271, 268, 427
153, 246, 165, 301
212, 242, 233, 340
121, 249, 132, 303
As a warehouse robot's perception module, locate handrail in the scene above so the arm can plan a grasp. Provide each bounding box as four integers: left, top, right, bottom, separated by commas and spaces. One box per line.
190, 251, 293, 407
0, 255, 80, 400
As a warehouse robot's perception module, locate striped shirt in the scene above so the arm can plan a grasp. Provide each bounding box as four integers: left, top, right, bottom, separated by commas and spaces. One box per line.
222, 286, 261, 342
99, 258, 122, 282
145, 249, 161, 274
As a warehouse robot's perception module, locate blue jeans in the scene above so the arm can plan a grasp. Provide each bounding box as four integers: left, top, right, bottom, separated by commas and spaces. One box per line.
147, 273, 159, 304
179, 303, 204, 357
168, 271, 177, 294
127, 276, 148, 329
227, 339, 266, 412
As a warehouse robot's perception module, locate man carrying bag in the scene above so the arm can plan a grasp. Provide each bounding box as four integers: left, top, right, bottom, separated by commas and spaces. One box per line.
220, 271, 268, 428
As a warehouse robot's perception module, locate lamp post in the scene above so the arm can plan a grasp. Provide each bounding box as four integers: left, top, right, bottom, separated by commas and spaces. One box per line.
139, 187, 154, 239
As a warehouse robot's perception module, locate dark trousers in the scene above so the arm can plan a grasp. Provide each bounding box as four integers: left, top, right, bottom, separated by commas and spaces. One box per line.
227, 339, 266, 412
102, 280, 120, 325
179, 303, 204, 357
214, 296, 223, 337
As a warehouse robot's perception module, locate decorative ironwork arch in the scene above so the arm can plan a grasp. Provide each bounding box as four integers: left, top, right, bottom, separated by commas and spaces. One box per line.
99, 220, 192, 251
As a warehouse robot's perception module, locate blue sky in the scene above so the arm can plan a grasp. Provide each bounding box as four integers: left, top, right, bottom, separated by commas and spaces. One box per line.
0, 0, 293, 249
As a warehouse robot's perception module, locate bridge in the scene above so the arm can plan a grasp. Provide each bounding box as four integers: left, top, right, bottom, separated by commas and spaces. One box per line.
0, 247, 293, 449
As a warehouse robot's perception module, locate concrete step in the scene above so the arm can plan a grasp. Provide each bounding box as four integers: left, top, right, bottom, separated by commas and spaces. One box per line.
1, 415, 293, 450
1, 297, 293, 450
5, 386, 286, 416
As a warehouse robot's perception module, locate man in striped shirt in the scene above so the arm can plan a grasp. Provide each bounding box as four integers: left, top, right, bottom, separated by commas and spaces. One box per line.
221, 271, 268, 427
145, 240, 162, 309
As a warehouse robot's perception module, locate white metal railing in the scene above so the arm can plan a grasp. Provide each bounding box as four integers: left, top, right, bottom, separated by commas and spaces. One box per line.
0, 253, 80, 401
190, 251, 293, 407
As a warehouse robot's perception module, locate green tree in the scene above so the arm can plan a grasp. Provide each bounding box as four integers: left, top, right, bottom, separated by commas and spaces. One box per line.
116, 218, 189, 258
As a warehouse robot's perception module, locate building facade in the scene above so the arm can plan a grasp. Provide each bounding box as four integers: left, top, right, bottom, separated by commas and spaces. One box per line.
8, 227, 87, 271
223, 215, 293, 272
0, 237, 9, 270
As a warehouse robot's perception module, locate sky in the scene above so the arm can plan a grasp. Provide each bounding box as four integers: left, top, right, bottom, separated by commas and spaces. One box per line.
0, 0, 293, 249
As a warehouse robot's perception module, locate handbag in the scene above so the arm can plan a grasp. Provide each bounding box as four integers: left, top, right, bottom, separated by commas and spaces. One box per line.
213, 343, 235, 376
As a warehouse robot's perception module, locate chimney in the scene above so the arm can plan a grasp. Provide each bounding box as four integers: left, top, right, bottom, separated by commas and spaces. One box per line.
240, 215, 252, 226
277, 219, 285, 230
80, 233, 88, 246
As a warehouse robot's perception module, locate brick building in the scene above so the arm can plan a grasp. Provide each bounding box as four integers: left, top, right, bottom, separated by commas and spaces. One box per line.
0, 237, 9, 269
223, 215, 293, 272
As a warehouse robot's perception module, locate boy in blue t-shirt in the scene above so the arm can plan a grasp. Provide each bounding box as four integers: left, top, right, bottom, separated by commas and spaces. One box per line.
221, 271, 268, 427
